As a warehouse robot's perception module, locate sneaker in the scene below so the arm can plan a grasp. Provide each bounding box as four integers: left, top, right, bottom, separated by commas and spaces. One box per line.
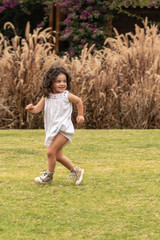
35, 170, 53, 184
68, 166, 84, 185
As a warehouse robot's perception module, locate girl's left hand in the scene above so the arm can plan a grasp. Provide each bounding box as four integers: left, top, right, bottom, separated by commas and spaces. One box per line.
76, 115, 85, 124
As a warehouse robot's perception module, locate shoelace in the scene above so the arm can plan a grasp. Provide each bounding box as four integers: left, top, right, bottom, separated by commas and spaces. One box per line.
40, 171, 48, 176
68, 172, 76, 180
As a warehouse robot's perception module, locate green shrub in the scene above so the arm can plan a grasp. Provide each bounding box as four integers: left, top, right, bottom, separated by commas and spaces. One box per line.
0, 0, 52, 38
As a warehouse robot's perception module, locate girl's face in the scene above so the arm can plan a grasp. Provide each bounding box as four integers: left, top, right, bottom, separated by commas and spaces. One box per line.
52, 73, 67, 94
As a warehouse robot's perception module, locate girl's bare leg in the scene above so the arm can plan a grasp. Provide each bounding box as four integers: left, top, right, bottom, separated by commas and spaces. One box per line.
47, 133, 69, 172
44, 133, 84, 185
56, 148, 74, 171
56, 149, 84, 185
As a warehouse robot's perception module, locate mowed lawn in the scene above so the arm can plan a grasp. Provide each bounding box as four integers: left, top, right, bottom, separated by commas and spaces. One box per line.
0, 129, 160, 240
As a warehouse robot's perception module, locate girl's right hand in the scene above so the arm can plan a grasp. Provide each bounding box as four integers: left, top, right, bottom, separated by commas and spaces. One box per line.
25, 97, 45, 114
25, 104, 34, 111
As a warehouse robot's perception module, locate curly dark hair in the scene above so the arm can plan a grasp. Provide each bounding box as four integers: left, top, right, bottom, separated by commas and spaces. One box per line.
41, 66, 71, 97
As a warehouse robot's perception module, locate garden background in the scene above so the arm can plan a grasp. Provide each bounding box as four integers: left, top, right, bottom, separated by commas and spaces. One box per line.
1, 1, 160, 239
0, 0, 160, 130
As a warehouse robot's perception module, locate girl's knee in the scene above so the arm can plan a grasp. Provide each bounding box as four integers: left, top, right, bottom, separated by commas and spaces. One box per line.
47, 148, 55, 158
56, 152, 59, 160
47, 145, 62, 159
56, 149, 63, 162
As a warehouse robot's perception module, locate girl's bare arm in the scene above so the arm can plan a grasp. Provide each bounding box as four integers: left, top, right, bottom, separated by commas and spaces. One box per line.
68, 93, 84, 123
25, 97, 45, 114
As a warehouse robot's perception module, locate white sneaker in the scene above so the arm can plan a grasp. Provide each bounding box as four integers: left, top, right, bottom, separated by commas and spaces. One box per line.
68, 167, 84, 185
35, 170, 53, 184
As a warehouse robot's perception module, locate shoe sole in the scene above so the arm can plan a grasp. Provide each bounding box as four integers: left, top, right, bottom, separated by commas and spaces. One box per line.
75, 169, 84, 185
34, 177, 53, 184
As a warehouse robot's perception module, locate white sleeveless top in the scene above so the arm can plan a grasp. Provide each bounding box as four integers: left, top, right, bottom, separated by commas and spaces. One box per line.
44, 90, 74, 146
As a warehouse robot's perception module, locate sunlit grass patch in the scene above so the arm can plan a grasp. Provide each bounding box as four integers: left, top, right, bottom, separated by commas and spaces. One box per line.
1, 129, 160, 240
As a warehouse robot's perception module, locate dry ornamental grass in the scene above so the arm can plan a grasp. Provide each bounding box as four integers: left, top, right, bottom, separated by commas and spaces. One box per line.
0, 18, 160, 129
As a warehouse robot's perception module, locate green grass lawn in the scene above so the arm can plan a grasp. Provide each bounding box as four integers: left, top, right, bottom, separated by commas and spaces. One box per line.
0, 129, 160, 240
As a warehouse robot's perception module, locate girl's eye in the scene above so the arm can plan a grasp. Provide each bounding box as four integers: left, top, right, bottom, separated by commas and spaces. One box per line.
55, 80, 67, 84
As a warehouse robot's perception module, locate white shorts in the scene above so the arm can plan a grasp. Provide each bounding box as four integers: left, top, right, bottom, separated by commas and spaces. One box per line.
44, 131, 73, 147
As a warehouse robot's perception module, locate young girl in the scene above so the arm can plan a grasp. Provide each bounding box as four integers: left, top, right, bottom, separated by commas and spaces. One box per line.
26, 66, 84, 185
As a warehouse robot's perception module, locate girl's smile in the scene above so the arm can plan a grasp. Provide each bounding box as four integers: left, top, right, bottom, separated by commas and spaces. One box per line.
53, 73, 67, 94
